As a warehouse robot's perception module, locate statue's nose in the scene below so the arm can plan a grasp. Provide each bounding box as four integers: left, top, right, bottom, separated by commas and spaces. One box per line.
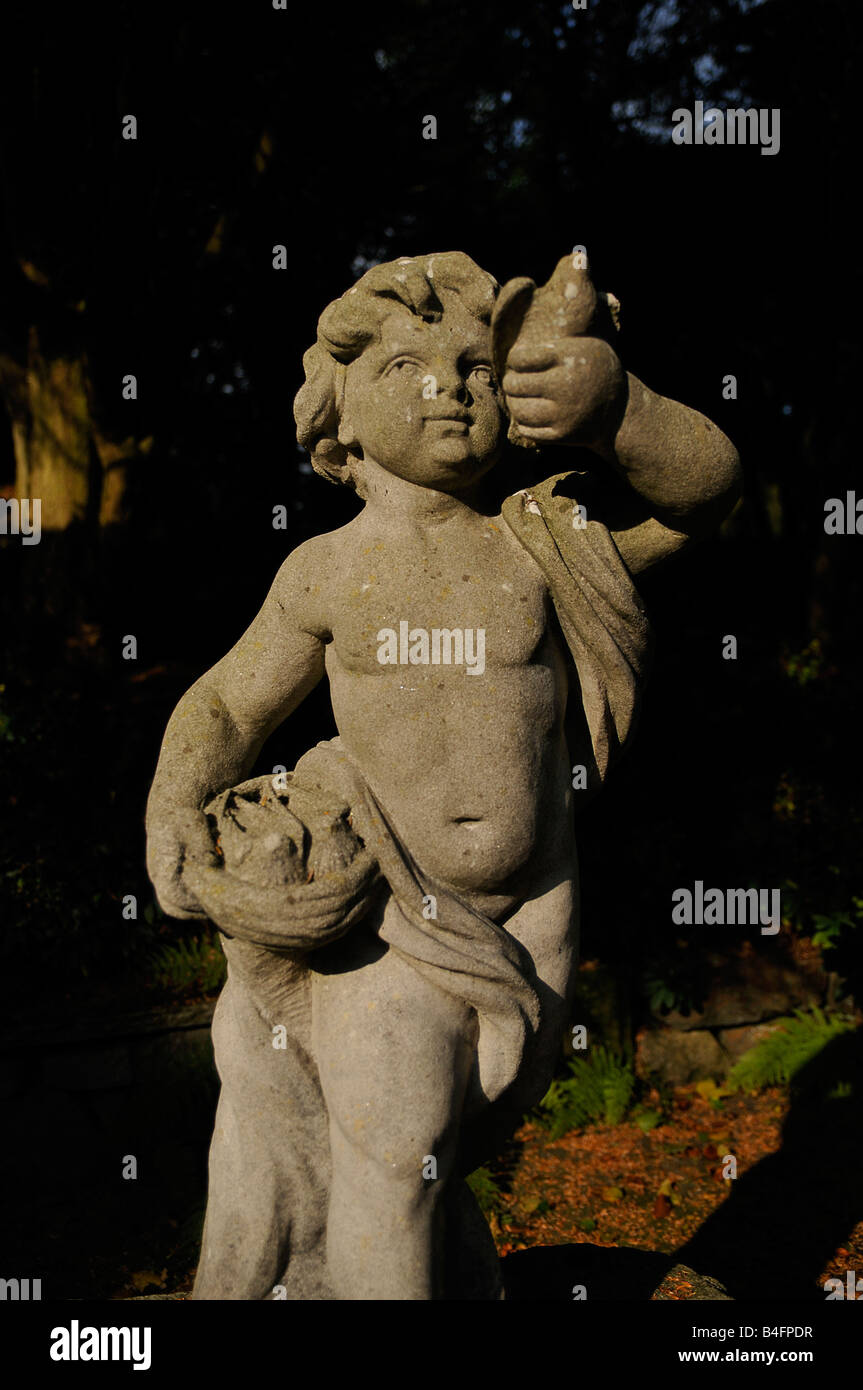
432, 361, 469, 402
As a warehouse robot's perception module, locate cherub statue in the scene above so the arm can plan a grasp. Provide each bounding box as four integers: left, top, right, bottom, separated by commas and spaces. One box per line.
146, 249, 740, 1300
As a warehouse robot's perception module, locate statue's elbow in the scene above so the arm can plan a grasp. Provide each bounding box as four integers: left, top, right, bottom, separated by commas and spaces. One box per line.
713, 437, 743, 521
673, 438, 742, 540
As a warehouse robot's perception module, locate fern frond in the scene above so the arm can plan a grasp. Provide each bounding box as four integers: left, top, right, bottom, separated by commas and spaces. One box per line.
727, 1009, 857, 1093
538, 1045, 636, 1137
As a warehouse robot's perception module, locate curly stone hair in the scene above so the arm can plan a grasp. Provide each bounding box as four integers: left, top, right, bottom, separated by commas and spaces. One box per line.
293, 251, 499, 486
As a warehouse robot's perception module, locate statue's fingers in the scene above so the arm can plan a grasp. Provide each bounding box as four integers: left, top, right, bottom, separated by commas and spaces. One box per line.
282, 851, 380, 905
179, 867, 310, 944
182, 860, 382, 949
180, 862, 255, 922
507, 397, 558, 427
182, 856, 381, 927
505, 342, 558, 374
514, 424, 563, 443
175, 809, 220, 867
152, 875, 211, 922
181, 865, 295, 926
502, 366, 562, 398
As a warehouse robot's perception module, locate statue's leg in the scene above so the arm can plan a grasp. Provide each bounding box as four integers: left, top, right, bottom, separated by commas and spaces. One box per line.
193, 947, 334, 1300
311, 895, 479, 1301
459, 833, 580, 1174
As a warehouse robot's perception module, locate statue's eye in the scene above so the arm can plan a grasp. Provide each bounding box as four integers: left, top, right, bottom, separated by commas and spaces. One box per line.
385, 357, 421, 376
469, 364, 496, 387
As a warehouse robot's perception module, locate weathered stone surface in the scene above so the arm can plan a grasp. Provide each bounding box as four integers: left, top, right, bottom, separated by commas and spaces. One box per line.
716, 1020, 785, 1062
652, 1263, 733, 1300
656, 949, 824, 1031
146, 249, 741, 1299
637, 1015, 790, 1084
637, 1026, 727, 1085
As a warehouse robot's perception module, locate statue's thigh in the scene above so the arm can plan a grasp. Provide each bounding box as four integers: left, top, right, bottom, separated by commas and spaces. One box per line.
311, 919, 477, 1177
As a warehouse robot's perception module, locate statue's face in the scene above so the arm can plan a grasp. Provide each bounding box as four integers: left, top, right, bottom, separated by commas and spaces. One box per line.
340, 291, 505, 492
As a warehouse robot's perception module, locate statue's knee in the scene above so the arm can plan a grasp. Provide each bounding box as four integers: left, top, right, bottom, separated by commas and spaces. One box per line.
330, 1121, 453, 1195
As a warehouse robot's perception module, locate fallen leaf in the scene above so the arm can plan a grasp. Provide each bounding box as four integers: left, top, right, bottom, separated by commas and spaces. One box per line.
695, 1079, 723, 1102
653, 1194, 672, 1218
634, 1109, 663, 1133
600, 1185, 624, 1203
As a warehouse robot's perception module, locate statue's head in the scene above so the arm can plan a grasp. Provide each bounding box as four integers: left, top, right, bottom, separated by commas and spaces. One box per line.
294, 252, 507, 495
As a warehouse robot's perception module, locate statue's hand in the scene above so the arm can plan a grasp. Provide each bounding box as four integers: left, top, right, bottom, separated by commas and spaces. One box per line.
502, 336, 626, 453
146, 805, 217, 921
180, 850, 382, 951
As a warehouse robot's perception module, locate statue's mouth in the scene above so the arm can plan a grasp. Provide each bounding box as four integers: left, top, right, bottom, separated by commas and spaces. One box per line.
425, 416, 469, 429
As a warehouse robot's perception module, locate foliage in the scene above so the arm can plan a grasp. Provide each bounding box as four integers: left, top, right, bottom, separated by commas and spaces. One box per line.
642, 964, 701, 1018
631, 1106, 664, 1133
466, 1165, 504, 1217
537, 1045, 636, 1139
780, 872, 863, 951
781, 637, 827, 688
810, 903, 863, 954
727, 1009, 858, 1093
148, 931, 226, 999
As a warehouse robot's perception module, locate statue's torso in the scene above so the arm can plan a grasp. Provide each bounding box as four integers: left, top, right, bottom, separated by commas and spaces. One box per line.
321, 508, 574, 895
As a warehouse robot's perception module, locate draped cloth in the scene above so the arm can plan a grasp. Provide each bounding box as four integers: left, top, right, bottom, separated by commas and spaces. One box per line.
190, 473, 652, 1299
501, 471, 652, 787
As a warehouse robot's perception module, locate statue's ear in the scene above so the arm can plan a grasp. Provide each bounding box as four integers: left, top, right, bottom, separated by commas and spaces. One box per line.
312, 436, 351, 481
336, 366, 361, 454
336, 408, 359, 453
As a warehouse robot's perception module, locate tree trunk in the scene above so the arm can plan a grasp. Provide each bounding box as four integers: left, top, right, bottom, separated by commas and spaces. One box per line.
1, 318, 152, 644
1, 325, 144, 532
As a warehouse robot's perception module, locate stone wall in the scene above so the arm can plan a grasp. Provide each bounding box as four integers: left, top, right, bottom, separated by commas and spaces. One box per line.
574, 941, 831, 1086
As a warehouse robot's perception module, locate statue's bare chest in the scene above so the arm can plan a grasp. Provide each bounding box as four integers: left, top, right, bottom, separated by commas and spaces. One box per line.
330, 520, 553, 675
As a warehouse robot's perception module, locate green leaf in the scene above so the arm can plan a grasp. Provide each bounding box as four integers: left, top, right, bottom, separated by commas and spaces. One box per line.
727, 1009, 857, 1093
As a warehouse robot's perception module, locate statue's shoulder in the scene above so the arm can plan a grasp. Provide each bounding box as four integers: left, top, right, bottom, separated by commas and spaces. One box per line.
282, 517, 364, 575
271, 520, 364, 625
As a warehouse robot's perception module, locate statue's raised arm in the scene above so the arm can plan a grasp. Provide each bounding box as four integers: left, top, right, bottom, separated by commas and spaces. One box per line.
493, 251, 742, 574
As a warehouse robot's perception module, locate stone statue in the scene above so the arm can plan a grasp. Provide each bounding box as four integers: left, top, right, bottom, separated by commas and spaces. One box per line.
146, 250, 740, 1300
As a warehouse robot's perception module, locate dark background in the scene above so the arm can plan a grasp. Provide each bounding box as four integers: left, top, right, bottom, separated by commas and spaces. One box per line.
0, 0, 860, 1298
